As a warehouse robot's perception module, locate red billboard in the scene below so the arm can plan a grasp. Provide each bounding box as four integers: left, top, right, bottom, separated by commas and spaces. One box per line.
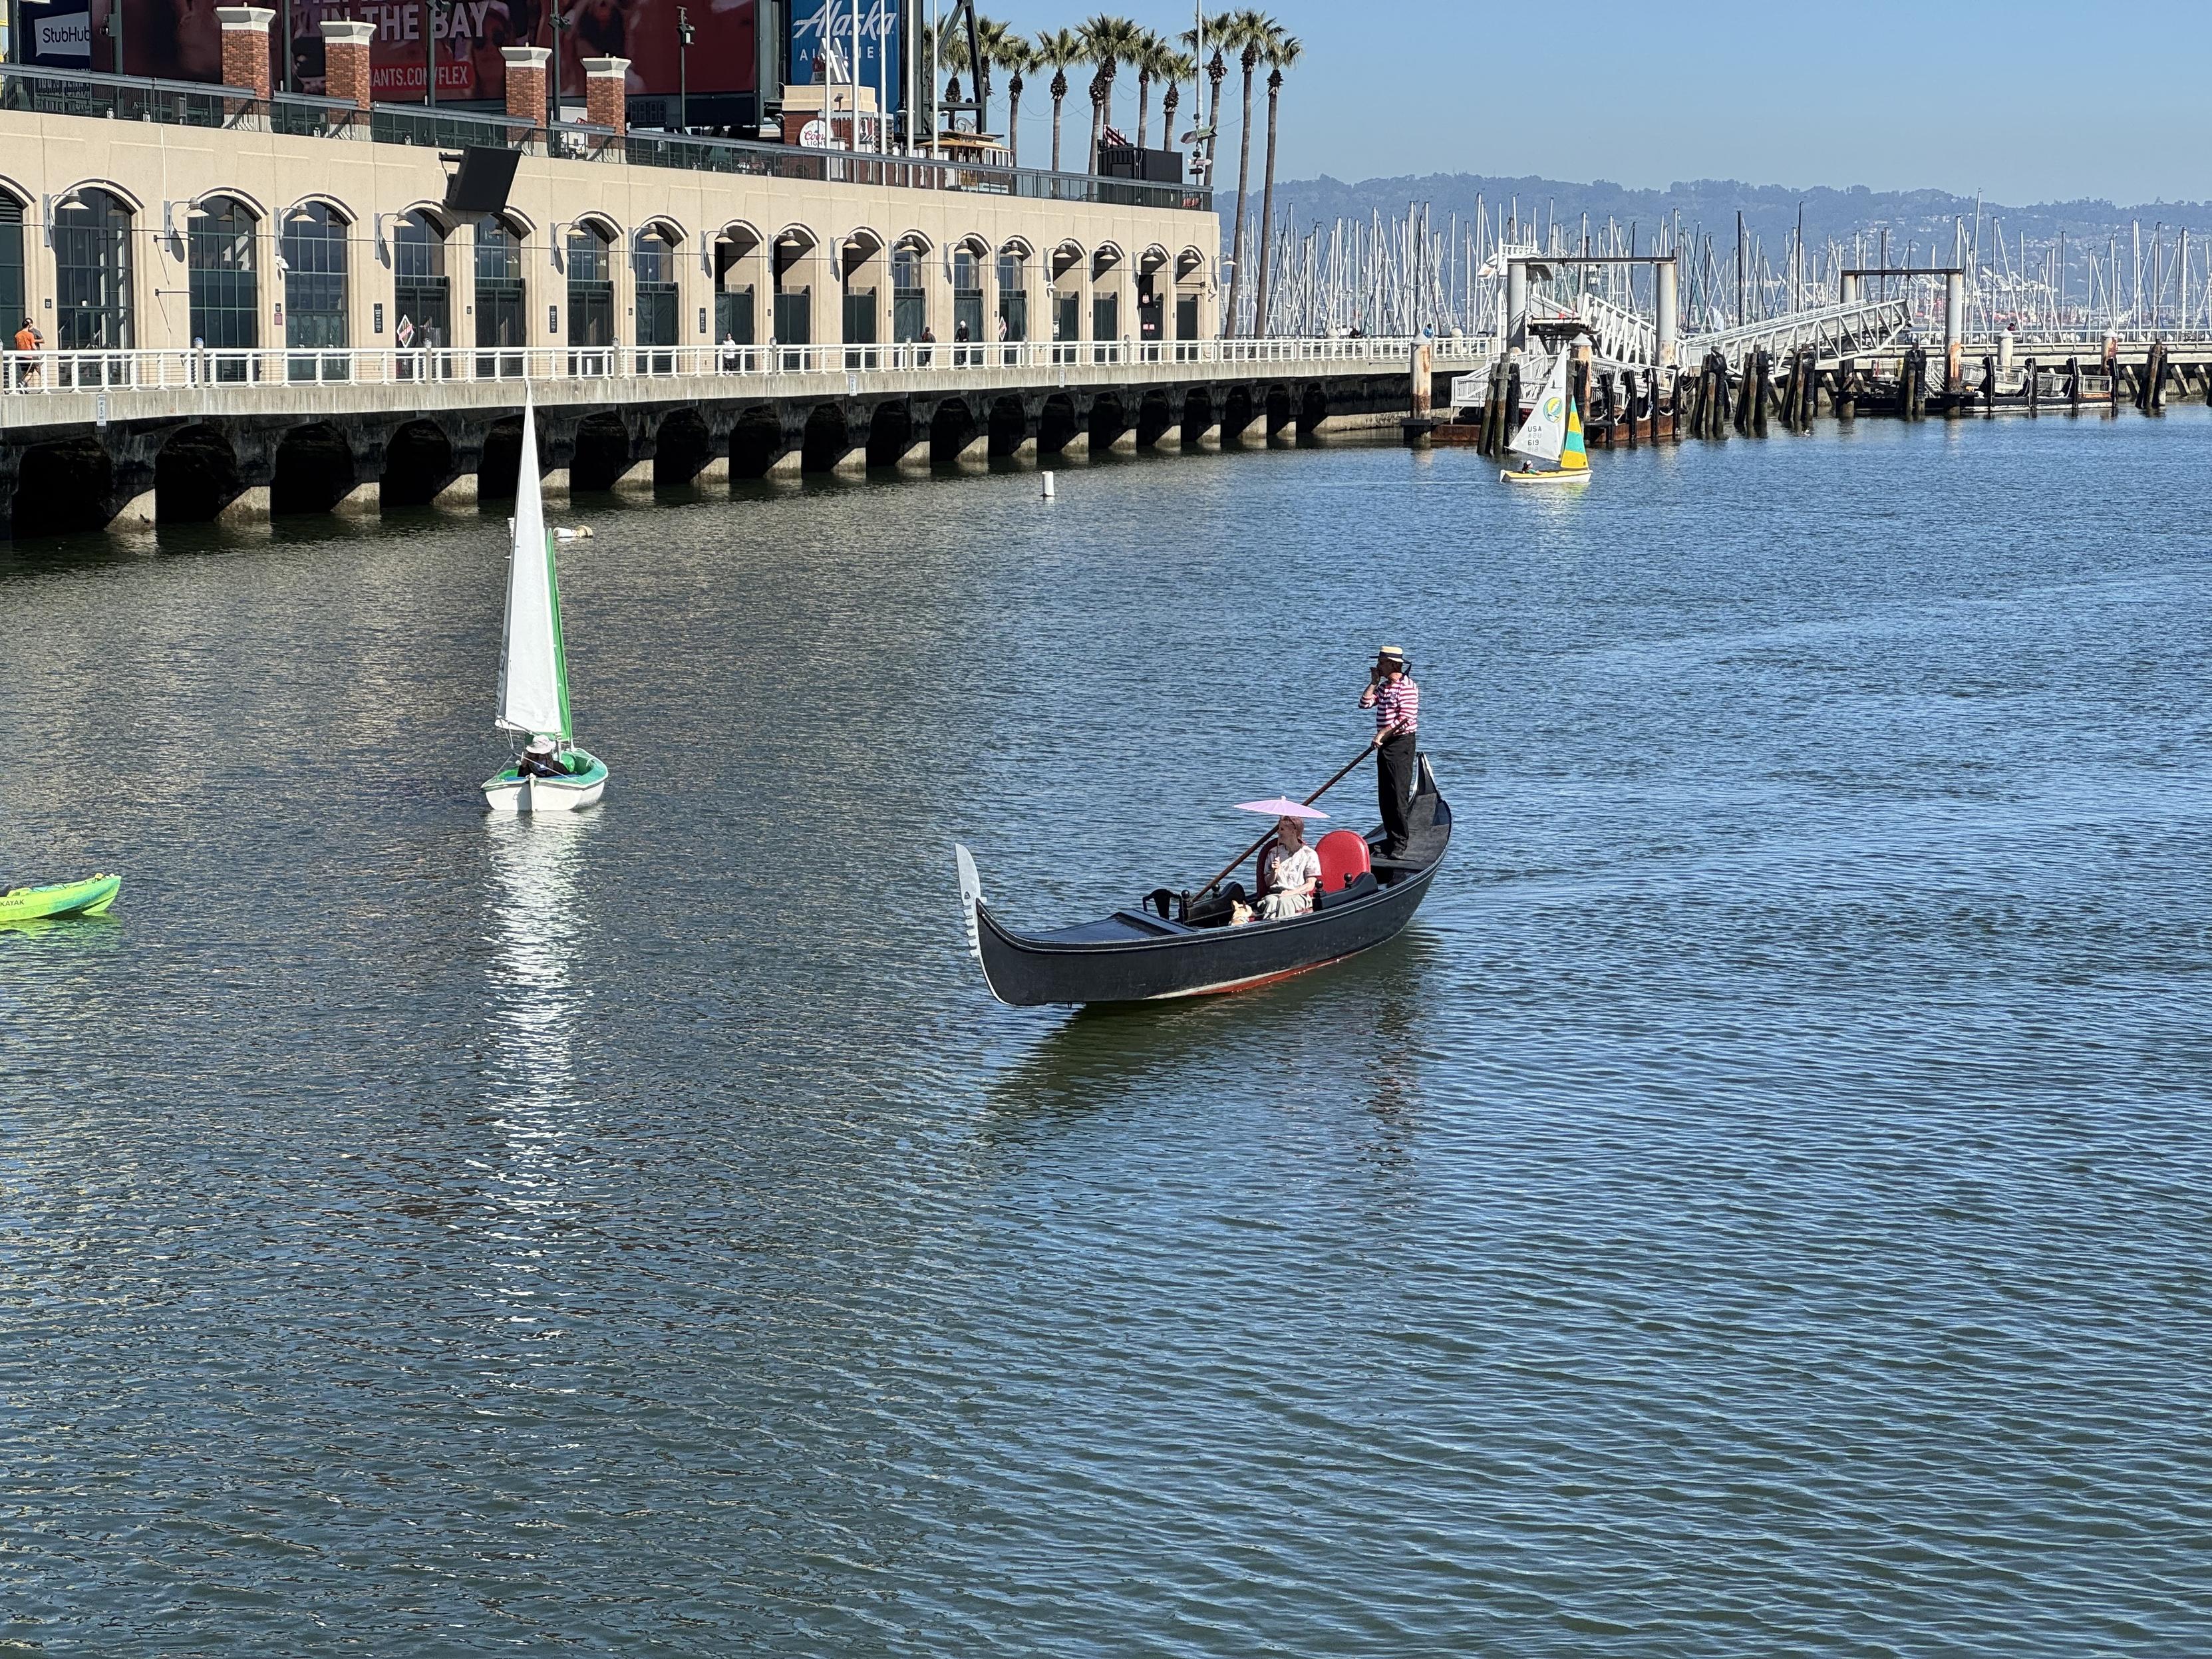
85, 0, 753, 109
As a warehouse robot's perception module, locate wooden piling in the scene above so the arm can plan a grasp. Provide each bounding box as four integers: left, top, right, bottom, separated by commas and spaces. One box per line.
2024, 358, 2038, 416
1982, 354, 1997, 417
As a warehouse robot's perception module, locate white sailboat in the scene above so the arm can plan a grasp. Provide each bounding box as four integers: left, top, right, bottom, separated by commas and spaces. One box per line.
483, 394, 609, 812
1501, 351, 1593, 486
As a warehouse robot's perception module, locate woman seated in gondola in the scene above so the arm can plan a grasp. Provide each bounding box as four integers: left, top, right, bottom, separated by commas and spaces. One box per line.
1248, 816, 1321, 922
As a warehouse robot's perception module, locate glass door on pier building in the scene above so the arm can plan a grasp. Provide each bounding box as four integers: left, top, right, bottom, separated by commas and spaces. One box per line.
566, 226, 615, 374
951, 246, 984, 362
393, 212, 450, 379
633, 227, 679, 375
474, 218, 526, 378
891, 245, 924, 344
283, 202, 349, 381
716, 285, 755, 345
774, 287, 810, 366
1052, 291, 1078, 364
1091, 291, 1118, 355
187, 196, 258, 381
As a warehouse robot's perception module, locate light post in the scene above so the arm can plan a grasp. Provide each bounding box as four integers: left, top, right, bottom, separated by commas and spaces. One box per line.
424, 0, 440, 106
677, 7, 693, 132
550, 7, 568, 129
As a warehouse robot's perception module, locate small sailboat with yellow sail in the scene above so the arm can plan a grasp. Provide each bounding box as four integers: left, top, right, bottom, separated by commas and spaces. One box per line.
1501, 352, 1593, 486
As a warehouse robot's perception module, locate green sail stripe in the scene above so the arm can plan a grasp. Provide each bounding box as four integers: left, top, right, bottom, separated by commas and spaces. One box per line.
544, 529, 574, 742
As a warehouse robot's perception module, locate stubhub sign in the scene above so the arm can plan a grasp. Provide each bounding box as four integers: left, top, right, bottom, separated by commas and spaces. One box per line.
28, 0, 94, 64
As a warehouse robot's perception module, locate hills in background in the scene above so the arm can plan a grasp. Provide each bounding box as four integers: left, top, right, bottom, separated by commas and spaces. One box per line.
1219, 172, 2212, 283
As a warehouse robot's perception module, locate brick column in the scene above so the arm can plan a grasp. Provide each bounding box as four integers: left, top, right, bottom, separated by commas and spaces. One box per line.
216, 6, 273, 118
321, 18, 373, 111
503, 45, 550, 130
582, 57, 629, 136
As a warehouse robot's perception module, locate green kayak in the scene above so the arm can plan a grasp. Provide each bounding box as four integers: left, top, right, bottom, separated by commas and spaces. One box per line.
0, 873, 121, 923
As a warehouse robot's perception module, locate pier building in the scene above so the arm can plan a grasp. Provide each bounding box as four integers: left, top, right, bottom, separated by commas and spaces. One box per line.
0, 13, 1444, 534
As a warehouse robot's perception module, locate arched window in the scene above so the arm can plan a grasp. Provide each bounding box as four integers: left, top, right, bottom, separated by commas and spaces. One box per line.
1175, 249, 1205, 346
188, 196, 257, 377
633, 226, 679, 371
839, 235, 879, 356
997, 247, 1027, 344
0, 196, 23, 382
714, 226, 758, 349
951, 243, 983, 347
53, 188, 134, 372
566, 222, 614, 369
474, 216, 526, 378
393, 210, 450, 378
891, 241, 924, 343
1090, 246, 1123, 348
771, 230, 813, 350
282, 201, 348, 382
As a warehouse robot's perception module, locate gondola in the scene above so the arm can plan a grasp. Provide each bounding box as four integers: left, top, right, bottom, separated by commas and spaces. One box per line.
955, 756, 1450, 1006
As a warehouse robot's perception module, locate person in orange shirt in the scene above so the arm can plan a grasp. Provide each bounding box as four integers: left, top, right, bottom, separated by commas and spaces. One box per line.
11, 317, 41, 389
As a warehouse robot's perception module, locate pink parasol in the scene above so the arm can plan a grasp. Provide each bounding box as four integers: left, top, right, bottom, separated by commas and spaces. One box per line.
1234, 798, 1331, 820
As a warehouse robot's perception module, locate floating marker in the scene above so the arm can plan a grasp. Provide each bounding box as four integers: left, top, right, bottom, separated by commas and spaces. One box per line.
1041, 472, 1056, 499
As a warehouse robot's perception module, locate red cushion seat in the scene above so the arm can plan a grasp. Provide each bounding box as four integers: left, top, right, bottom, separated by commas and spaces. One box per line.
1315, 829, 1372, 893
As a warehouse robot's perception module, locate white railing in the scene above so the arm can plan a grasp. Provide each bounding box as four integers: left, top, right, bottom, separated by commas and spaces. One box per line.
0, 335, 1491, 398
1688, 297, 1912, 367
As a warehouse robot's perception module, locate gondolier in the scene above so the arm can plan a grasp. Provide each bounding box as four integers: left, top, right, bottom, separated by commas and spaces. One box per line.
1360, 646, 1420, 857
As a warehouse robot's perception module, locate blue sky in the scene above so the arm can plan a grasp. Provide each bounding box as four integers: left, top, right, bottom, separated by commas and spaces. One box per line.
963, 1, 2212, 206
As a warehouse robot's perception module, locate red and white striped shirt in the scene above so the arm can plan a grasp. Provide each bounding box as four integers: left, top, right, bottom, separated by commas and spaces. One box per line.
1366, 676, 1419, 737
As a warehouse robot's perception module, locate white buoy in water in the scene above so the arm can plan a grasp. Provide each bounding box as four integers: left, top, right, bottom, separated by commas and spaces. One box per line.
1041, 471, 1056, 499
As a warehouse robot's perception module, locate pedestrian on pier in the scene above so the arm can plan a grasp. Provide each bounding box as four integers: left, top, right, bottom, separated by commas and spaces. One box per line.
1360, 646, 1420, 859
10, 317, 41, 389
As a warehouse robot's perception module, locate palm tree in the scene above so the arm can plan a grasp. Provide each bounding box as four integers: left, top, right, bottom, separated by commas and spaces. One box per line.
972, 16, 1011, 136
1129, 29, 1170, 150
1032, 27, 1084, 172
1159, 49, 1195, 152
997, 35, 1036, 163
1221, 11, 1279, 336
1078, 15, 1142, 166
1251, 32, 1301, 337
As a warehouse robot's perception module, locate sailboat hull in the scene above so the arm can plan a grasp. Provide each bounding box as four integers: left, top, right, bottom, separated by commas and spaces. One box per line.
483, 749, 609, 813
1501, 468, 1593, 485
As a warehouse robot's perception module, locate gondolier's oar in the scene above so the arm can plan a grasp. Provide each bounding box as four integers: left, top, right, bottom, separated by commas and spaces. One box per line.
1191, 744, 1376, 904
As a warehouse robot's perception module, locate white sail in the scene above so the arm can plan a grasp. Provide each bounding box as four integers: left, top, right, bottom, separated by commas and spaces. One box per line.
495, 395, 569, 740
1508, 351, 1573, 464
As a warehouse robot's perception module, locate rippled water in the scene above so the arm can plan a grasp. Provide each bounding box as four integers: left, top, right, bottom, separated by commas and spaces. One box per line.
5, 413, 2211, 1654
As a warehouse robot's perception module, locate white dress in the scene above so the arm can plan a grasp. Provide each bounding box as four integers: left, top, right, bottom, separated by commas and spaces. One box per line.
1257, 842, 1321, 920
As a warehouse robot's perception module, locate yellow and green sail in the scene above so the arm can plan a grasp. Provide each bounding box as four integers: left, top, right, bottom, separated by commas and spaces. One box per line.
1559, 396, 1589, 471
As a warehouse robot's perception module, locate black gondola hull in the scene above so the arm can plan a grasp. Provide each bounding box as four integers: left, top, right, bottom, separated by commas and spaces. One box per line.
963, 758, 1450, 1007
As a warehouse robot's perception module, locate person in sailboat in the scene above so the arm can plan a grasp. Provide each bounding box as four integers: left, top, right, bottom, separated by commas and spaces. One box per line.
519, 736, 566, 778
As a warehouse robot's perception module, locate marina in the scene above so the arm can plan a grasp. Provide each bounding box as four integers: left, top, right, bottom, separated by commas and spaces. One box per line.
6, 0, 2212, 1651
7, 416, 2211, 1650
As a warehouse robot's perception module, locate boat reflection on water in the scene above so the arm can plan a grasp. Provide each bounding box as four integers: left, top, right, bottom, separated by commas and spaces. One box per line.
981, 927, 1438, 1139
480, 816, 598, 1235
